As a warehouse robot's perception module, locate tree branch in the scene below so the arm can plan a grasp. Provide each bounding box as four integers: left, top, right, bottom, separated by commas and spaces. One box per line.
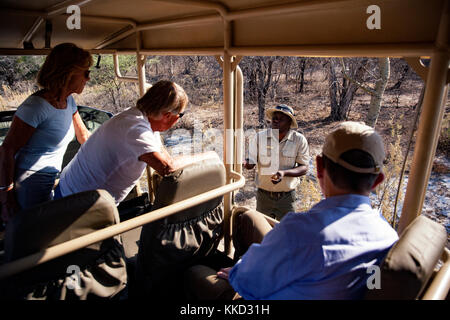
339, 58, 377, 96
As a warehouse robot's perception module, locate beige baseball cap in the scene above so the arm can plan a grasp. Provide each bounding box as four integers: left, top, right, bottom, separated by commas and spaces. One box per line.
322, 121, 385, 174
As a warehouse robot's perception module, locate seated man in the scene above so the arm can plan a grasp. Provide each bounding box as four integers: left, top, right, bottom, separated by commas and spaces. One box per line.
189, 121, 399, 300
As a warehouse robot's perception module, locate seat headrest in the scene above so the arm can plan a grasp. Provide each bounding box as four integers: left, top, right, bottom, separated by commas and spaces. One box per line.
152, 154, 226, 223
365, 215, 447, 300
5, 189, 119, 262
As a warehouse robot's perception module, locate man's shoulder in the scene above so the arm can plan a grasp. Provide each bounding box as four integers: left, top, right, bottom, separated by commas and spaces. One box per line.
255, 128, 271, 136
288, 129, 307, 141
111, 108, 151, 130
277, 210, 321, 231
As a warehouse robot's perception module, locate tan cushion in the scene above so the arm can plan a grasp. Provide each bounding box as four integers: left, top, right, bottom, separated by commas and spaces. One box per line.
3, 189, 127, 300
136, 156, 226, 298
152, 155, 226, 222
5, 189, 118, 260
365, 215, 447, 300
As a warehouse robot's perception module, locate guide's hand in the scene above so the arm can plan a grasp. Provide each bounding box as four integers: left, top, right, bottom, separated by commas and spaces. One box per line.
271, 171, 284, 184
243, 159, 255, 170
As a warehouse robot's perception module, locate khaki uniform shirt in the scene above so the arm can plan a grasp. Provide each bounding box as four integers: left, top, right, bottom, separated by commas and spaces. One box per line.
248, 129, 310, 192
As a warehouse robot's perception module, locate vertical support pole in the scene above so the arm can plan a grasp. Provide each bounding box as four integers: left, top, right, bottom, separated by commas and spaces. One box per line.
136, 31, 151, 200
398, 53, 448, 234
137, 54, 146, 97
223, 20, 234, 255
234, 65, 244, 176
136, 31, 147, 97
398, 2, 449, 234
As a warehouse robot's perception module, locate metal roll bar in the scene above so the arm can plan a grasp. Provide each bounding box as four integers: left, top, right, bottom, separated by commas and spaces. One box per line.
422, 248, 450, 300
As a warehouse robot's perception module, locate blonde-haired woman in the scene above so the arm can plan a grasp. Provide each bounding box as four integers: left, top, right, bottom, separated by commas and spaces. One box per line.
0, 43, 91, 222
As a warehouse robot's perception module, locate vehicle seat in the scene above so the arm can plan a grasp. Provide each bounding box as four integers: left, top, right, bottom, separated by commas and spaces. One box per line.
365, 215, 448, 300
135, 154, 226, 299
0, 189, 127, 300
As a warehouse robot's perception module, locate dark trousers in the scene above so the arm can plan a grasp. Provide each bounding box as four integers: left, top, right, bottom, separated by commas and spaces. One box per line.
256, 188, 296, 221
184, 208, 273, 300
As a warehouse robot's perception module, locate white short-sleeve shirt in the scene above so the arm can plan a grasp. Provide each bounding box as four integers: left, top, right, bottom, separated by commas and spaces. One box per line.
59, 107, 162, 204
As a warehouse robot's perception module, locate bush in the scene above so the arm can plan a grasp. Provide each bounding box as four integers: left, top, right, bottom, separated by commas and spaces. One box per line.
296, 163, 322, 213
373, 117, 406, 227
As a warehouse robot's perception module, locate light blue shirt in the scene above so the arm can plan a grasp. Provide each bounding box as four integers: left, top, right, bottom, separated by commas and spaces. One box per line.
14, 95, 77, 173
229, 194, 399, 300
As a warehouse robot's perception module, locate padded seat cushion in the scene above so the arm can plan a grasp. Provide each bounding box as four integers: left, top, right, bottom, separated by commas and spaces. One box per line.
5, 189, 119, 260
151, 155, 226, 222
136, 155, 226, 297
2, 189, 127, 300
365, 215, 447, 300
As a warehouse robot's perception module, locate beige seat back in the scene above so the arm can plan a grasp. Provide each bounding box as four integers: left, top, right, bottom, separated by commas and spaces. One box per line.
365, 215, 447, 300
1, 189, 127, 300
136, 155, 226, 298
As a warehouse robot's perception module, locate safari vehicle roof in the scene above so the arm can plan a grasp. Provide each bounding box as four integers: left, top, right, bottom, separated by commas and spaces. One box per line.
0, 0, 446, 57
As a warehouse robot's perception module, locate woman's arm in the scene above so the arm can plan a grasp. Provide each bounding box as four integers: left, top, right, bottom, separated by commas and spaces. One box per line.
72, 111, 90, 144
0, 116, 36, 185
0, 116, 36, 221
139, 150, 219, 177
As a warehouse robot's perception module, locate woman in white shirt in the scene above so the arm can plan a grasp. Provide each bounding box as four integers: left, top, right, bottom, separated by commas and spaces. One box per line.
57, 80, 216, 205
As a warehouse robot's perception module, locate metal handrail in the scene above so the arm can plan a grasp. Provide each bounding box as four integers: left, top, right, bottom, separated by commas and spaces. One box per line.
0, 171, 245, 280
422, 248, 450, 300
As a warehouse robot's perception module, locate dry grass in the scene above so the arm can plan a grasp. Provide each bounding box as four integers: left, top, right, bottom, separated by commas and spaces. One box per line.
296, 165, 322, 213
0, 83, 35, 110
373, 117, 407, 225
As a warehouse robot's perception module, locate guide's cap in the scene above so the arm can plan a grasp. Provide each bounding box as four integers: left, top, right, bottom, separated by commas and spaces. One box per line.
322, 121, 385, 174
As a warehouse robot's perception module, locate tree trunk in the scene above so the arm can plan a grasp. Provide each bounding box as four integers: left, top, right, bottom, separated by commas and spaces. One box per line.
298, 58, 306, 93
168, 56, 174, 79
256, 57, 274, 126
389, 64, 408, 91
366, 58, 390, 127
328, 59, 340, 120
328, 58, 368, 121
